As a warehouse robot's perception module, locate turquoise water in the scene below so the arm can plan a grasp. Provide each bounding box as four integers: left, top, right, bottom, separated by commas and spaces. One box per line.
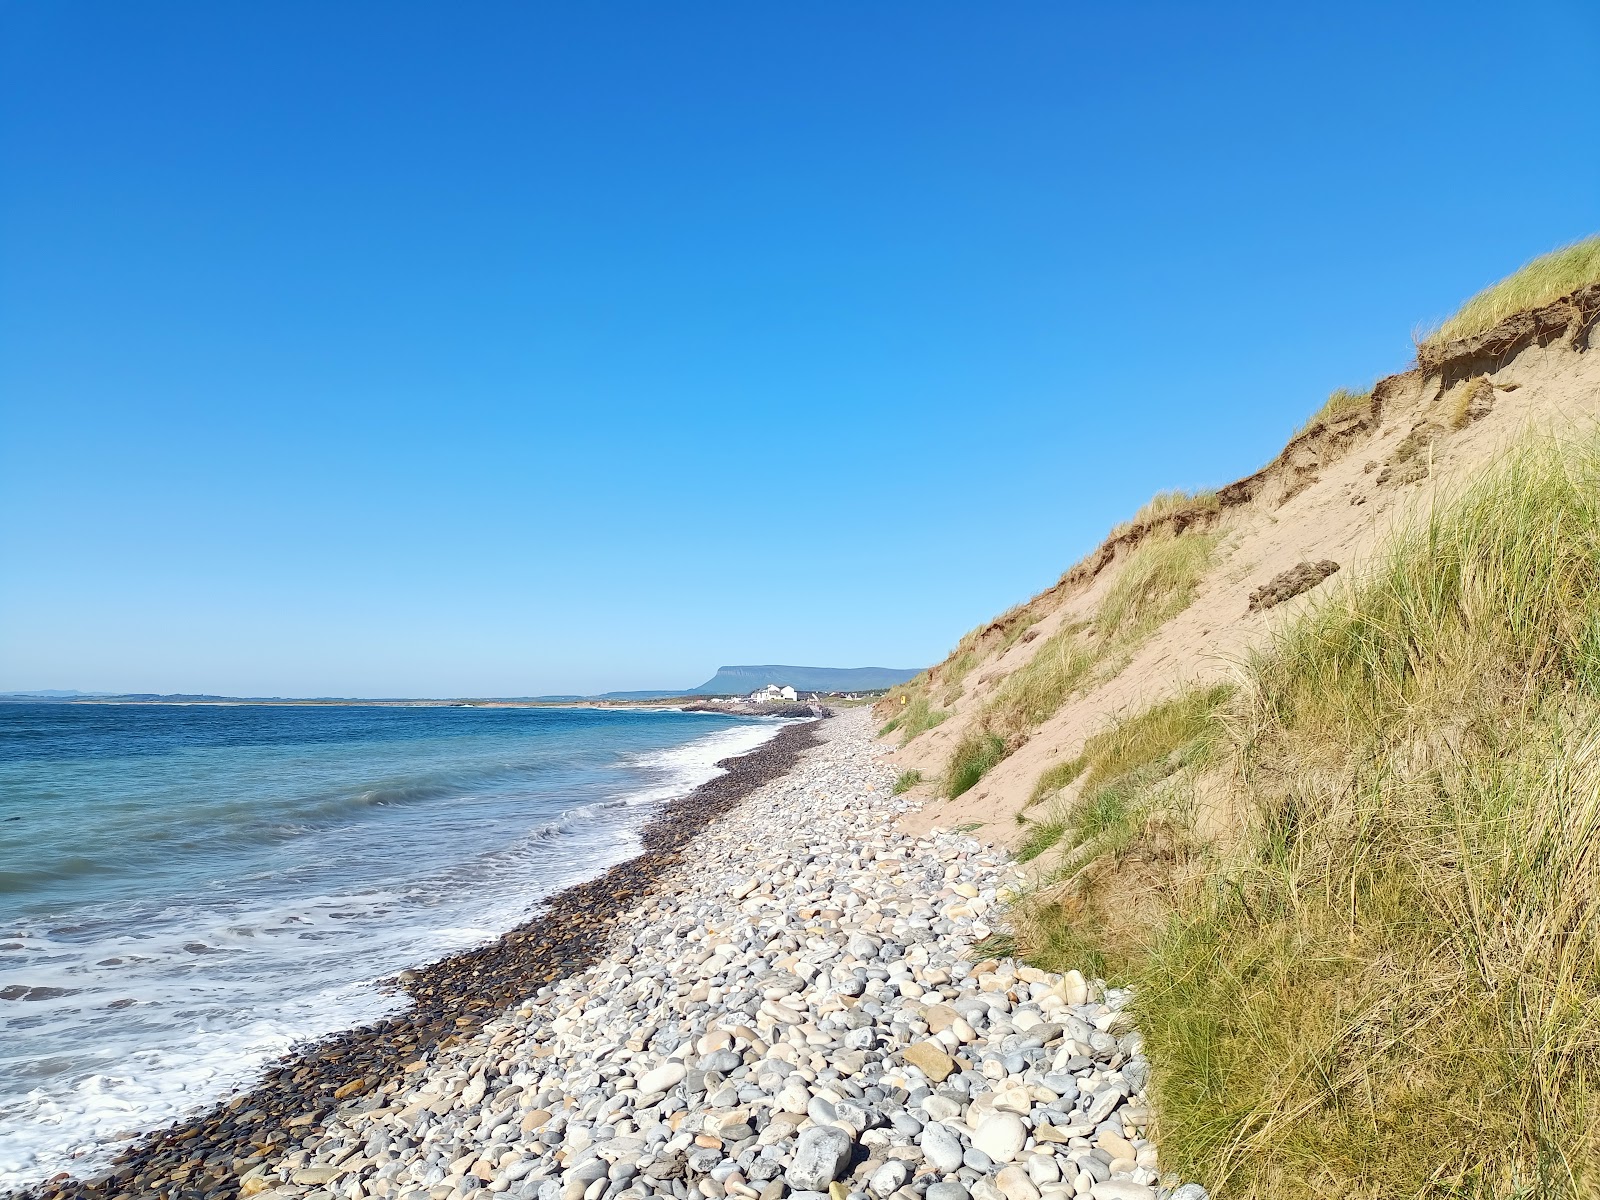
0, 703, 778, 1187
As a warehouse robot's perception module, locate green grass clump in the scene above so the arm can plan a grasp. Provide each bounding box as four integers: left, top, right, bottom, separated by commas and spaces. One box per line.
1018, 685, 1231, 866
980, 625, 1099, 747
1424, 233, 1600, 349
890, 769, 922, 795
937, 646, 980, 704
1051, 436, 1600, 1198
1096, 528, 1220, 645
878, 691, 948, 745
1015, 813, 1069, 863
1294, 386, 1372, 438
945, 731, 1006, 798
1052, 684, 1232, 801
945, 527, 1222, 795
1028, 757, 1085, 806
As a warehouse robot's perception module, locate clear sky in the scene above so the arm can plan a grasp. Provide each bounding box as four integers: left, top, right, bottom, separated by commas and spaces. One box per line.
2, 3, 1596, 697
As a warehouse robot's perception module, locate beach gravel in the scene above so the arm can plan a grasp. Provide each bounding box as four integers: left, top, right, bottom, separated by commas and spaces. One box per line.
21, 709, 1203, 1200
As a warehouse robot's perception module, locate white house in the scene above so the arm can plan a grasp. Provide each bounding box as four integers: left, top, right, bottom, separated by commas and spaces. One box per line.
749, 684, 799, 703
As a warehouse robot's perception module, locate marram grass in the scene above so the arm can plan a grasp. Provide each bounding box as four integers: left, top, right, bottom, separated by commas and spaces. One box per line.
1017, 434, 1600, 1198
945, 525, 1221, 796
1423, 233, 1600, 349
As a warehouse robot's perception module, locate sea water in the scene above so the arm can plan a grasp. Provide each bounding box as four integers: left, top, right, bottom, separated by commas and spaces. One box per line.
0, 702, 779, 1187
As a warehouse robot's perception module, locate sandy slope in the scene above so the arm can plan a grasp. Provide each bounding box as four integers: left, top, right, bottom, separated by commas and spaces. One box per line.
888, 297, 1600, 842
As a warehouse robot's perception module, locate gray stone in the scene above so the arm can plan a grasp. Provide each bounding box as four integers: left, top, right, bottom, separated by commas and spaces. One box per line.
702, 1050, 744, 1073
889, 1111, 923, 1137
571, 1161, 612, 1186
786, 1126, 854, 1191
843, 1027, 876, 1051
639, 1063, 688, 1094
926, 1186, 972, 1200
1083, 1089, 1122, 1125
918, 1122, 964, 1174
807, 1096, 838, 1124
868, 1161, 908, 1196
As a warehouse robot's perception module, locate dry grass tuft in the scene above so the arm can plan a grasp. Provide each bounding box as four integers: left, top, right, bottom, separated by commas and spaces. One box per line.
1450, 374, 1496, 429
1294, 386, 1373, 438
1096, 528, 1220, 645
1422, 234, 1600, 349
1110, 489, 1220, 539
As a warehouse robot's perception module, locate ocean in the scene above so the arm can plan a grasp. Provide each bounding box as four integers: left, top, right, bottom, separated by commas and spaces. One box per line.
0, 702, 780, 1188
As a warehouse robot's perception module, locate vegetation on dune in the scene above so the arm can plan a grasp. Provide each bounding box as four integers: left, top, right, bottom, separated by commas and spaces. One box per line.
1013, 435, 1600, 1198
1110, 489, 1220, 539
979, 623, 1099, 749
945, 732, 1006, 799
933, 604, 1047, 706
1028, 683, 1232, 808
1294, 385, 1372, 437
878, 690, 948, 745
1423, 233, 1600, 348
942, 524, 1222, 798
1450, 373, 1496, 429
1095, 528, 1220, 646
890, 768, 922, 795
1017, 683, 1230, 877
936, 646, 981, 705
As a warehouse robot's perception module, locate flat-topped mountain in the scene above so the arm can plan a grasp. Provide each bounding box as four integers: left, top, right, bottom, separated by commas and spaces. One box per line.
689, 665, 921, 695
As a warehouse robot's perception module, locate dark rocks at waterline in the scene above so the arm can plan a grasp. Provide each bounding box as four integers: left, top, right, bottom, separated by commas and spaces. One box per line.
15, 721, 822, 1200
679, 701, 831, 718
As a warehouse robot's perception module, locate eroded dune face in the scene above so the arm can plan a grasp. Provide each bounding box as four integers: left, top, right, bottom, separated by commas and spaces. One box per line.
884, 285, 1600, 841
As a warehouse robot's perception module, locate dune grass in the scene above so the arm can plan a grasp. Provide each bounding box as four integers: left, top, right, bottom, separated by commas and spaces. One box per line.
1030, 683, 1233, 806
937, 648, 980, 703
1110, 489, 1220, 539
890, 769, 922, 795
878, 692, 948, 745
1096, 527, 1221, 645
932, 604, 1048, 705
1294, 386, 1372, 438
1019, 684, 1232, 864
944, 524, 1223, 797
1017, 434, 1600, 1197
979, 624, 1099, 749
1423, 234, 1600, 348
945, 731, 1006, 799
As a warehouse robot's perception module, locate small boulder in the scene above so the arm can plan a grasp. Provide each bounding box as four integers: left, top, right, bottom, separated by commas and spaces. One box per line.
787, 1125, 854, 1191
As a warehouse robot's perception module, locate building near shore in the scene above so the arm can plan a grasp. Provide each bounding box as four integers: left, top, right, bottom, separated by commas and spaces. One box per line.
749, 684, 799, 703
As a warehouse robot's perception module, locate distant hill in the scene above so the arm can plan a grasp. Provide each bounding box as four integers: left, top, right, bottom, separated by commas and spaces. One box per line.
689, 665, 921, 695
0, 689, 111, 698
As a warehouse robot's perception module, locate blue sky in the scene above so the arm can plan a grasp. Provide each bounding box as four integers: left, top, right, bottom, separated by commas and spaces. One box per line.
2, 2, 1596, 697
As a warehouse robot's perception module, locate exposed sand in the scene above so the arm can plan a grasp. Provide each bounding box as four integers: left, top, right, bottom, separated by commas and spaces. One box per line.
889, 319, 1600, 842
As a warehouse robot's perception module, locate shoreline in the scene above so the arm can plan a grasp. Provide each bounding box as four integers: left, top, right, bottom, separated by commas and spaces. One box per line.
211, 710, 1188, 1200
16, 721, 824, 1200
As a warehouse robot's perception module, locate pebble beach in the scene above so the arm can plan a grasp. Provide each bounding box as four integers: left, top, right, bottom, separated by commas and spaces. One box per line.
25, 710, 1203, 1200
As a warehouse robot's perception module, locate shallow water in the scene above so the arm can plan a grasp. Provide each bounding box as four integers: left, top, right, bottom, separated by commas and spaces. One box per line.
0, 702, 777, 1187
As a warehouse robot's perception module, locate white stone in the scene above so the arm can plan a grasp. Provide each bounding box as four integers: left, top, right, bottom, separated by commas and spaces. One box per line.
971, 1114, 1027, 1164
